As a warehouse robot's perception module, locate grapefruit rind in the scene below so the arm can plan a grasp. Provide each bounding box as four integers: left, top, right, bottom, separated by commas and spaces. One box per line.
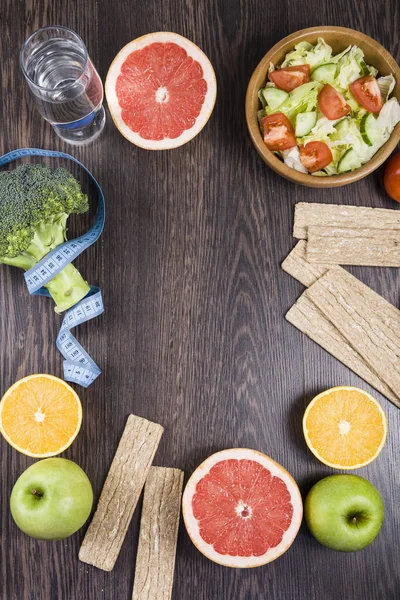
182, 448, 303, 568
303, 386, 388, 470
0, 374, 82, 458
105, 32, 217, 150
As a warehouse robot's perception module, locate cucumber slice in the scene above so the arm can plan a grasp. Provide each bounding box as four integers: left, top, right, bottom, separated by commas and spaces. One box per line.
258, 89, 267, 108
261, 87, 289, 111
329, 118, 349, 141
311, 63, 337, 84
337, 148, 362, 173
360, 112, 382, 146
295, 111, 317, 137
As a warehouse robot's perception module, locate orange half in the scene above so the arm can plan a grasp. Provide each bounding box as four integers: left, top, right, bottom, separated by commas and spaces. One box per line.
0, 374, 82, 458
303, 386, 387, 469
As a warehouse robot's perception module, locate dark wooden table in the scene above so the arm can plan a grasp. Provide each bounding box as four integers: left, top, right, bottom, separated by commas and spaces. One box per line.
1, 1, 400, 599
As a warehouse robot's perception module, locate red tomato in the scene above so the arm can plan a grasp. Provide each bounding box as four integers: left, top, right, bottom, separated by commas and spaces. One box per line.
269, 65, 311, 92
318, 84, 351, 120
384, 152, 400, 202
350, 76, 383, 113
299, 141, 333, 173
261, 112, 297, 151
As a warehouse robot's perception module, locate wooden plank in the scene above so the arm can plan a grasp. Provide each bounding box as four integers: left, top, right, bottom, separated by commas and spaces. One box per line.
79, 415, 164, 571
307, 226, 400, 266
281, 240, 333, 287
286, 295, 400, 406
293, 203, 400, 240
306, 267, 400, 400
3, 0, 400, 598
132, 467, 184, 600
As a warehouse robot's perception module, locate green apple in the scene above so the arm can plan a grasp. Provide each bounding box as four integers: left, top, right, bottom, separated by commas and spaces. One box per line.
305, 474, 384, 552
10, 458, 93, 540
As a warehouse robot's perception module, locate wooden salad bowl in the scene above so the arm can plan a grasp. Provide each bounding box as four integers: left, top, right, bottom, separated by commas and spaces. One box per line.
245, 26, 400, 188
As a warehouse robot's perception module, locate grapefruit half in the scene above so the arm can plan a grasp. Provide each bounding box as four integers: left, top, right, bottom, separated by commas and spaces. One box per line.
182, 448, 303, 568
105, 32, 217, 149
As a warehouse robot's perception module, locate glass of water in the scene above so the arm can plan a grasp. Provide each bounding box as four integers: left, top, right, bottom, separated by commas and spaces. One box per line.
20, 26, 105, 145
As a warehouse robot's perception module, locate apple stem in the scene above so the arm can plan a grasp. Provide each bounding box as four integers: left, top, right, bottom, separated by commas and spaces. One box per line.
352, 516, 357, 525
31, 488, 43, 498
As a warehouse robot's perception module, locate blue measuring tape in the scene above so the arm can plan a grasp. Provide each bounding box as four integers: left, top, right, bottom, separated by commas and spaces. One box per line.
0, 148, 105, 387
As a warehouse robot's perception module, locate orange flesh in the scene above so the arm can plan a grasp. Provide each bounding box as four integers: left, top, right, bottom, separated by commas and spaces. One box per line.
0, 376, 81, 456
304, 388, 386, 467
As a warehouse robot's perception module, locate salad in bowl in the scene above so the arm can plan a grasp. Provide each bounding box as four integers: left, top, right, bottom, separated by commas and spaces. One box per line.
258, 38, 400, 176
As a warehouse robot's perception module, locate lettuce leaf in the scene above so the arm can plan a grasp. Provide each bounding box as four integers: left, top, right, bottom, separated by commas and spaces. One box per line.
376, 97, 400, 133
377, 74, 396, 101
268, 62, 276, 77
266, 81, 321, 123
281, 147, 308, 173
281, 38, 332, 69
333, 46, 365, 91
300, 116, 341, 144
330, 46, 352, 63
257, 108, 266, 124
369, 65, 379, 78
328, 118, 370, 161
325, 99, 400, 167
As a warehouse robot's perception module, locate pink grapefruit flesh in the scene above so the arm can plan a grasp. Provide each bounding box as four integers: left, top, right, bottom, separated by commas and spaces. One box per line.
105, 32, 217, 149
182, 448, 303, 568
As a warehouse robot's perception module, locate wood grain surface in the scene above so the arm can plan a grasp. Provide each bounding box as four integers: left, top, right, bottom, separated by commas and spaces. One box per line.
0, 1, 400, 599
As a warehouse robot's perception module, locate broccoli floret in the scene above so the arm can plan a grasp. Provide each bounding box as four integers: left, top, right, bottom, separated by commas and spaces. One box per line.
0, 163, 90, 312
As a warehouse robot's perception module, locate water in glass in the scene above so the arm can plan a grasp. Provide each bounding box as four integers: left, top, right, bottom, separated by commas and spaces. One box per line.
22, 29, 105, 144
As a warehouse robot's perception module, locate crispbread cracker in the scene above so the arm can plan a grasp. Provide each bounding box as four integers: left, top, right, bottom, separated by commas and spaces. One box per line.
293, 203, 400, 240
286, 295, 400, 406
307, 226, 400, 266
132, 467, 184, 600
281, 240, 334, 287
79, 415, 164, 571
306, 267, 400, 400
283, 244, 400, 330
310, 266, 400, 336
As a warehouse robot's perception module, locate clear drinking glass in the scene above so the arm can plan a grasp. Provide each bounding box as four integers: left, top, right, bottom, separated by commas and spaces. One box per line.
20, 26, 105, 145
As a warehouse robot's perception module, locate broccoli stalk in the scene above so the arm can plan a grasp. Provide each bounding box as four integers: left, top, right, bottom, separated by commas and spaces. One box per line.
0, 164, 91, 313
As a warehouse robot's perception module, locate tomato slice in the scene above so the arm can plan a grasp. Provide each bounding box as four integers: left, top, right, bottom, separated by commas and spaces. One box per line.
350, 76, 383, 113
299, 141, 333, 173
261, 112, 297, 151
269, 65, 311, 93
318, 84, 351, 120
384, 152, 400, 202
